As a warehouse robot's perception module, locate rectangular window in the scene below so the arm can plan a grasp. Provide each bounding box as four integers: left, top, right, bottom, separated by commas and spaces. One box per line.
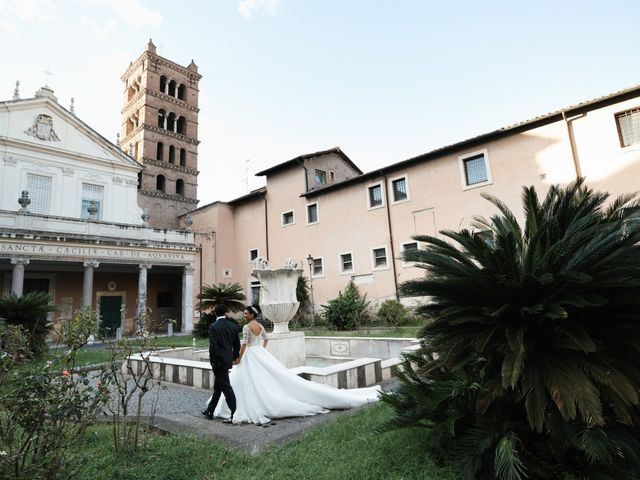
26, 173, 52, 214
312, 257, 324, 277
368, 184, 383, 208
80, 183, 104, 220
402, 241, 418, 266
250, 280, 261, 305
282, 210, 294, 226
459, 149, 492, 189
329, 171, 335, 182
372, 247, 388, 269
249, 249, 259, 261
156, 292, 175, 308
315, 169, 326, 184
340, 252, 353, 274
307, 203, 318, 224
616, 108, 640, 147
391, 177, 408, 202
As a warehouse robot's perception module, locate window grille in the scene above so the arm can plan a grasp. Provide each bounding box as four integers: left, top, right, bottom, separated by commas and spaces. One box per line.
369, 185, 382, 207
340, 253, 353, 272
392, 178, 407, 201
373, 248, 387, 268
463, 154, 488, 185
81, 183, 104, 220
26, 173, 52, 214
616, 108, 640, 147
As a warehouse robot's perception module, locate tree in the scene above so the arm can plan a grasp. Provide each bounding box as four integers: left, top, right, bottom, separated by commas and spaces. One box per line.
0, 292, 59, 355
380, 179, 640, 479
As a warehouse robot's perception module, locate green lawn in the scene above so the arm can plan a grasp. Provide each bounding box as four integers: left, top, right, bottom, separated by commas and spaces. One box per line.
72, 402, 458, 480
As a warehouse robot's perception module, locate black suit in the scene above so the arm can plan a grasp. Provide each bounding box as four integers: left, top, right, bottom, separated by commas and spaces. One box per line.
206, 316, 241, 416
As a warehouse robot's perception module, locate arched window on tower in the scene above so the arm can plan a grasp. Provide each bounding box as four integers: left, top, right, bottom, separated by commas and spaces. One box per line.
159, 75, 167, 94
156, 142, 164, 161
168, 80, 176, 97
169, 145, 175, 163
176, 116, 186, 135
156, 175, 165, 192
179, 148, 186, 166
167, 112, 176, 131
126, 117, 135, 136
176, 179, 185, 196
158, 109, 166, 129
178, 84, 186, 100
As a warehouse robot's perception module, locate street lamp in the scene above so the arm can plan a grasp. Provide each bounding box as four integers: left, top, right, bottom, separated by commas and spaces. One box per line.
306, 254, 316, 320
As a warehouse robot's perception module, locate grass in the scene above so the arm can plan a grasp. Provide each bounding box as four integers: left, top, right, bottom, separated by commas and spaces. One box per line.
72, 403, 458, 480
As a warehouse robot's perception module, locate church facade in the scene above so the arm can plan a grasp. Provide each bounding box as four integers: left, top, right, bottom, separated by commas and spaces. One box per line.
0, 84, 197, 334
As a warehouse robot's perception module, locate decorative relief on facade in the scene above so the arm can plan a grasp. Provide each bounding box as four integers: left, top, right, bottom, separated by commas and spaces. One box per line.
25, 114, 60, 142
2, 156, 17, 166
80, 173, 103, 181
62, 167, 74, 176
330, 340, 351, 356
143, 158, 197, 175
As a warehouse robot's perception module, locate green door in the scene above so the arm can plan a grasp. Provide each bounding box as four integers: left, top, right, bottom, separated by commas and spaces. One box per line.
100, 296, 122, 336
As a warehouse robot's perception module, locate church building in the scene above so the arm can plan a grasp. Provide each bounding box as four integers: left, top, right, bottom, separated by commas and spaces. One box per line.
0, 82, 197, 334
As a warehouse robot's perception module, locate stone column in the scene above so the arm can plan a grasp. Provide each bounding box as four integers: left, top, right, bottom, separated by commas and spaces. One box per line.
181, 265, 194, 333
136, 264, 152, 327
10, 257, 30, 296
82, 259, 100, 307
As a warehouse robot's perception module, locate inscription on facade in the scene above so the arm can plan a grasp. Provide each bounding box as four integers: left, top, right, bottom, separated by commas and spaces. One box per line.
0, 242, 190, 262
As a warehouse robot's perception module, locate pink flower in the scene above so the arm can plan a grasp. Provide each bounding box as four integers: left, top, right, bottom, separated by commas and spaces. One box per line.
62, 370, 70, 378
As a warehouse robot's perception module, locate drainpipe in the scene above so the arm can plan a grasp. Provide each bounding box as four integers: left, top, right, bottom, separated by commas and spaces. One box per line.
296, 159, 310, 193
562, 111, 585, 179
381, 171, 400, 301
261, 191, 269, 259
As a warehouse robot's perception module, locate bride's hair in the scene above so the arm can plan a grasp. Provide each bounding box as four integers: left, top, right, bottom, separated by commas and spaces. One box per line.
247, 305, 261, 317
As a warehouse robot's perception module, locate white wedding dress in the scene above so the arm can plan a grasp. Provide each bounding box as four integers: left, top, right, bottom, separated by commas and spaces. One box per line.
212, 323, 380, 425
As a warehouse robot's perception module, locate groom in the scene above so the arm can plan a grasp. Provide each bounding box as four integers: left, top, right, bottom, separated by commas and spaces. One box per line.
201, 303, 240, 423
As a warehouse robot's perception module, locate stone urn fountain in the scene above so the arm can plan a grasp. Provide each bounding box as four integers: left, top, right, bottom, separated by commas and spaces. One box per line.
252, 257, 305, 368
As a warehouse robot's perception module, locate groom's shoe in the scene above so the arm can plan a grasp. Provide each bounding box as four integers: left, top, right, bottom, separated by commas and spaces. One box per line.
200, 409, 213, 420
222, 415, 234, 424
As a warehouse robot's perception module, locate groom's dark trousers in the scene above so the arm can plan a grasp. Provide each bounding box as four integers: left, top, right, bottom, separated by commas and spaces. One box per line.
206, 315, 240, 415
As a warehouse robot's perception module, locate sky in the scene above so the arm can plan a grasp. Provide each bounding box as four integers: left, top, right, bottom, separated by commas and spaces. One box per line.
2, 0, 640, 206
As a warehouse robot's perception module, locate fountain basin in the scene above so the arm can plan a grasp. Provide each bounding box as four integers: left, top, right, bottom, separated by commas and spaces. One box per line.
123, 336, 419, 390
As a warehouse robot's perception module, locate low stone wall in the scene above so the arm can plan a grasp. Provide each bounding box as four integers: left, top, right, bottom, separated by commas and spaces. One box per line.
305, 336, 417, 359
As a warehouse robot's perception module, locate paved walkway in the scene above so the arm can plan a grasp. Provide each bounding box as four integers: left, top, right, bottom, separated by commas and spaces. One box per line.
116, 377, 397, 455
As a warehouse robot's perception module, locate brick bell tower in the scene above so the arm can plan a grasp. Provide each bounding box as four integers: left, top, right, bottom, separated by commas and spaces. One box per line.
120, 39, 201, 229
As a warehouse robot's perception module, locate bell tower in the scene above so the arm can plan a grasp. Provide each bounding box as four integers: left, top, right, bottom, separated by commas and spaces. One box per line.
120, 39, 201, 229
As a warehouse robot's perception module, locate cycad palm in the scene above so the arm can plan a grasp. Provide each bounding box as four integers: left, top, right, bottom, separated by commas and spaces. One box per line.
0, 292, 58, 355
196, 282, 246, 313
381, 179, 640, 479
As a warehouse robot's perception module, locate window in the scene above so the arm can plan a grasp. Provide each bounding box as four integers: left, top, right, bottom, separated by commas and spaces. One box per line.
176, 179, 185, 196
615, 108, 640, 147
169, 145, 175, 163
223, 269, 232, 279
329, 171, 335, 183
372, 247, 388, 270
368, 183, 383, 208
156, 142, 164, 161
157, 292, 174, 308
339, 252, 354, 274
459, 150, 492, 189
315, 169, 326, 184
80, 183, 104, 220
156, 175, 165, 192
307, 203, 318, 224
391, 176, 408, 202
179, 148, 186, 166
401, 241, 419, 267
250, 280, 261, 305
249, 249, 259, 261
312, 257, 324, 277
282, 210, 294, 226
26, 173, 52, 214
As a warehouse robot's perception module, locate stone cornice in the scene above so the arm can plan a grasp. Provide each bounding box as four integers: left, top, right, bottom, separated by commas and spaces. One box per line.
121, 89, 199, 115
121, 123, 199, 146
140, 190, 199, 204
142, 157, 198, 176
121, 51, 202, 84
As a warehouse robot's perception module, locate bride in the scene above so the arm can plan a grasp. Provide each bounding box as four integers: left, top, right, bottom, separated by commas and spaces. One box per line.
212, 305, 380, 425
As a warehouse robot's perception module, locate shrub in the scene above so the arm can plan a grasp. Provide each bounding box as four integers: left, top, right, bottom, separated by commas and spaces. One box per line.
193, 312, 215, 338
196, 283, 246, 313
0, 307, 107, 479
377, 300, 409, 327
380, 179, 640, 479
0, 292, 58, 356
321, 280, 370, 330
